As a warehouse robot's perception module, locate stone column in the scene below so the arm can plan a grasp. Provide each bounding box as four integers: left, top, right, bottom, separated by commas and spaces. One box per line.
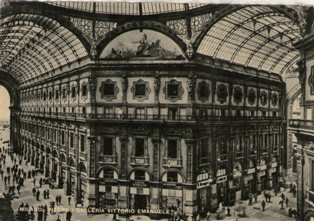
184, 139, 197, 216
119, 136, 129, 209
151, 137, 160, 212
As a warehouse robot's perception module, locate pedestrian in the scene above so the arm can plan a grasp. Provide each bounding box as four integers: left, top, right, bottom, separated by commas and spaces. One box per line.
279, 200, 284, 209
36, 189, 40, 201
254, 194, 258, 203
39, 178, 42, 188
43, 205, 48, 221
268, 194, 272, 202
66, 209, 72, 221
17, 184, 20, 194
281, 193, 285, 201
50, 202, 55, 215
227, 206, 231, 216
68, 196, 71, 206
32, 187, 36, 197
47, 189, 50, 199
33, 178, 36, 186
262, 200, 266, 211
56, 195, 59, 205
206, 211, 211, 221
286, 197, 289, 207
288, 208, 292, 217
43, 189, 46, 199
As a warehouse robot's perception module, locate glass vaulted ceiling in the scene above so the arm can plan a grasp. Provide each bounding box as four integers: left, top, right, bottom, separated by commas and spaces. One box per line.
197, 6, 301, 75
46, 2, 207, 15
0, 14, 88, 83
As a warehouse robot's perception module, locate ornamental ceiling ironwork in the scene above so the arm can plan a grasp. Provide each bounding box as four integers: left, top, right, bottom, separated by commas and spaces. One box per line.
196, 6, 301, 75
0, 13, 88, 83
45, 2, 207, 15
0, 2, 307, 86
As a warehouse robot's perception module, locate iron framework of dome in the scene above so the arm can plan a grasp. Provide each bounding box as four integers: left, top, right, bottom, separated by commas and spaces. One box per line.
0, 2, 302, 85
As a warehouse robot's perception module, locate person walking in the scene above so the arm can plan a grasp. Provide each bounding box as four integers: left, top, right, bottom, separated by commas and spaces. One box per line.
286, 197, 289, 207
43, 189, 47, 199
281, 193, 285, 201
32, 187, 36, 197
46, 189, 50, 199
56, 195, 59, 205
39, 178, 42, 188
36, 189, 40, 201
17, 184, 20, 194
268, 194, 272, 202
68, 196, 71, 206
56, 215, 61, 221
66, 209, 72, 221
262, 200, 266, 211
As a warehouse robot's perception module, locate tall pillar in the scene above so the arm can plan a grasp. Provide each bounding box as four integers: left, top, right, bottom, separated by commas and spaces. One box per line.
184, 139, 197, 216
66, 166, 72, 195
119, 136, 129, 209
151, 137, 160, 212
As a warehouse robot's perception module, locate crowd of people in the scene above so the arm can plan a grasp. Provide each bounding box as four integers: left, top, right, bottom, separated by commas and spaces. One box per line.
0, 145, 74, 221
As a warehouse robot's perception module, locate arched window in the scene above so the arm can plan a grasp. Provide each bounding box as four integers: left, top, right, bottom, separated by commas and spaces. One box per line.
167, 171, 178, 182
134, 170, 146, 181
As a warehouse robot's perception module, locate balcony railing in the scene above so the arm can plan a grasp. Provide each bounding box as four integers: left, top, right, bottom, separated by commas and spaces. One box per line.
163, 158, 183, 167
130, 156, 149, 165
307, 190, 314, 204
20, 111, 285, 122
289, 119, 314, 129
99, 155, 117, 163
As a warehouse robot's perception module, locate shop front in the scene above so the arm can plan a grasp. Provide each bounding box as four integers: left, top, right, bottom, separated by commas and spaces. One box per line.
129, 170, 151, 211
257, 159, 267, 193
216, 168, 227, 206
97, 168, 119, 209
196, 170, 213, 214
230, 161, 243, 205
161, 171, 183, 212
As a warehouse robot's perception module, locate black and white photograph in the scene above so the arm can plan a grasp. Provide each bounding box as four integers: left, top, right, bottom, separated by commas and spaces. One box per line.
0, 1, 313, 221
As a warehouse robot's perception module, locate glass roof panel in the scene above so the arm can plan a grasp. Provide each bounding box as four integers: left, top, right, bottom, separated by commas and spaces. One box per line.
45, 2, 207, 15
197, 5, 300, 75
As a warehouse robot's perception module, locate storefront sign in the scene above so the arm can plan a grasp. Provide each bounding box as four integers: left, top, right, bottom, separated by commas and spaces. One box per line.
216, 169, 226, 177
233, 172, 242, 178
99, 185, 118, 193
197, 178, 213, 189
130, 187, 149, 195
216, 175, 227, 183
271, 162, 277, 168
247, 168, 255, 174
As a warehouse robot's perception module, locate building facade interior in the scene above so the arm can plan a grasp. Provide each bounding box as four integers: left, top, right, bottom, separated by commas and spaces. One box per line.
1, 1, 314, 220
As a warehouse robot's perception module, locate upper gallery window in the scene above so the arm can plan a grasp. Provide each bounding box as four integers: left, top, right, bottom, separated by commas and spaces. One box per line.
164, 79, 183, 102
100, 79, 118, 101
103, 137, 113, 155
71, 86, 76, 98
135, 138, 145, 157
49, 90, 53, 100
197, 81, 210, 102
62, 87, 68, 99
131, 79, 151, 101
82, 84, 88, 97
167, 139, 178, 158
